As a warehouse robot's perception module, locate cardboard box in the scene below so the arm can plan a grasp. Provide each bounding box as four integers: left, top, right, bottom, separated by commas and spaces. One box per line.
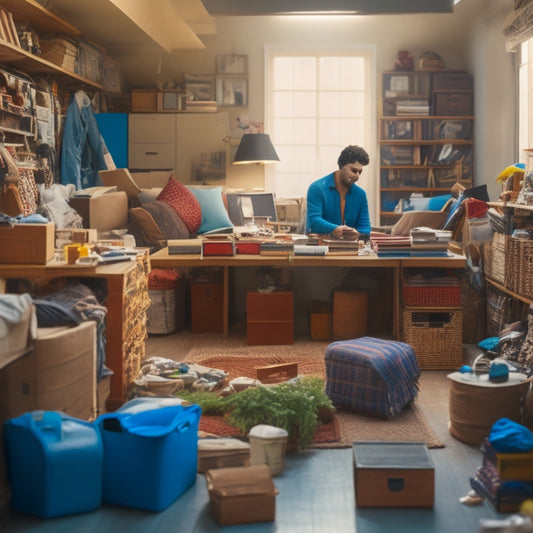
198, 438, 251, 473
0, 321, 97, 422
130, 170, 173, 189
69, 191, 128, 231
0, 223, 55, 264
206, 465, 278, 526
353, 442, 434, 508
0, 296, 36, 370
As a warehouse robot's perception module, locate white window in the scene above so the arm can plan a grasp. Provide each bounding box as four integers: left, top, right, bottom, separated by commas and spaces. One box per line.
519, 39, 533, 161
265, 47, 377, 221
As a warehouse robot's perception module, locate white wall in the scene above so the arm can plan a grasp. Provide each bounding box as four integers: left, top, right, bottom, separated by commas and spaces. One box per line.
134, 0, 516, 200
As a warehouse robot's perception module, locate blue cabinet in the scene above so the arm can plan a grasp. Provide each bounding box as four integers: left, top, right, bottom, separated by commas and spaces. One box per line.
95, 113, 128, 169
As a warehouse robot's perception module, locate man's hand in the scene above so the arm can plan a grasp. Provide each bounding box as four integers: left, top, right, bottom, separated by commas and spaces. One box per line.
332, 225, 359, 240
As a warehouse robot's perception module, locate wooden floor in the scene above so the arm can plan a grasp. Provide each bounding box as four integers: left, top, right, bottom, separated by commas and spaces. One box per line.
1, 333, 507, 533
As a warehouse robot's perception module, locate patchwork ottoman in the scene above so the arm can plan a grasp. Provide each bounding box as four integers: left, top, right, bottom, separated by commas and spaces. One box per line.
325, 337, 420, 418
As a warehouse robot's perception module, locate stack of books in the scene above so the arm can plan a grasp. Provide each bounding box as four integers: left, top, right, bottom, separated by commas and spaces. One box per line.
410, 227, 452, 256
470, 439, 533, 513
396, 99, 430, 115
321, 238, 359, 254
259, 241, 294, 256
370, 235, 412, 257
185, 100, 217, 112
168, 238, 203, 255
293, 244, 329, 256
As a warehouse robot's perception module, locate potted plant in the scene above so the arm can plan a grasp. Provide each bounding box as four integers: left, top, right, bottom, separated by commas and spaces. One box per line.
177, 376, 334, 449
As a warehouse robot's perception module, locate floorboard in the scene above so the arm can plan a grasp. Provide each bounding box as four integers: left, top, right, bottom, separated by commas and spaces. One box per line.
1, 334, 510, 532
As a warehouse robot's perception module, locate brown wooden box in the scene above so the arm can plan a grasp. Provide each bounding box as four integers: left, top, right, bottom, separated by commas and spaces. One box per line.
0, 222, 55, 264
191, 282, 224, 333
432, 71, 472, 91
246, 291, 293, 345
353, 442, 434, 508
432, 91, 473, 116
130, 89, 158, 112
206, 465, 278, 526
333, 290, 368, 340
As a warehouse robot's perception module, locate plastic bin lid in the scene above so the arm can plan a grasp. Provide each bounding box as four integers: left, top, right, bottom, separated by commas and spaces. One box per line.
249, 424, 288, 439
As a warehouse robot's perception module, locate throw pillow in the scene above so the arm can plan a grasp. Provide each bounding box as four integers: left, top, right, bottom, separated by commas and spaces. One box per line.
128, 207, 165, 250
157, 177, 201, 234
188, 186, 234, 234
142, 200, 189, 240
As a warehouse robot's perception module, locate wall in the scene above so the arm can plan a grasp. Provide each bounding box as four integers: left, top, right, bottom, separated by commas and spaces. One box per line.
145, 1, 512, 202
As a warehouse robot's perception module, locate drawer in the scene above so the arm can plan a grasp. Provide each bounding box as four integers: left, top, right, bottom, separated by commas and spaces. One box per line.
129, 114, 176, 143
128, 142, 175, 170
432, 91, 473, 116
246, 321, 294, 345
246, 291, 293, 321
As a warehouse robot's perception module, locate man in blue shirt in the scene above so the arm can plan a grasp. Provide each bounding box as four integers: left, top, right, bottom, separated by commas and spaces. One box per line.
306, 145, 371, 239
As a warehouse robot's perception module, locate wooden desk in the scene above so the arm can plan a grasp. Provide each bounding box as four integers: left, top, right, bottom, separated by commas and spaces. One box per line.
0, 254, 150, 410
150, 248, 467, 339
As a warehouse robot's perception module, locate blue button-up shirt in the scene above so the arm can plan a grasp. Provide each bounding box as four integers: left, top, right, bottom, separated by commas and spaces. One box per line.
306, 172, 371, 235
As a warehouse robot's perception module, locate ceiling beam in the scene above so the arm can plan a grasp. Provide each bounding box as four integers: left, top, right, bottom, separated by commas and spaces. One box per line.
201, 0, 454, 16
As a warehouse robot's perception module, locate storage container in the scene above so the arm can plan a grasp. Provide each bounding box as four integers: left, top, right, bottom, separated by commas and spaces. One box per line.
353, 441, 434, 507
198, 438, 251, 473
247, 291, 294, 345
308, 300, 332, 340
96, 403, 201, 511
248, 424, 289, 476
401, 309, 463, 369
206, 465, 278, 526
433, 91, 473, 116
432, 71, 473, 91
333, 290, 367, 340
191, 282, 224, 333
3, 411, 103, 518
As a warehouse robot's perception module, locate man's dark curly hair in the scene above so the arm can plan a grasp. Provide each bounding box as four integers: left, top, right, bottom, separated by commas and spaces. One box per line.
337, 145, 370, 169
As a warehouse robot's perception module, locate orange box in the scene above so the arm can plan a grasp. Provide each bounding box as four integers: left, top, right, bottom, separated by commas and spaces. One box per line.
191, 283, 223, 333
0, 222, 55, 264
246, 291, 293, 345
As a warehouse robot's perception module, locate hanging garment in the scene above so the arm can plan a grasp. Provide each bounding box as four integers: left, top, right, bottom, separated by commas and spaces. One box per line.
60, 91, 111, 190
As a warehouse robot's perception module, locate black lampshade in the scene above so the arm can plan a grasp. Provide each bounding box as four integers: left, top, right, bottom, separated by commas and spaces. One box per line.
233, 133, 280, 165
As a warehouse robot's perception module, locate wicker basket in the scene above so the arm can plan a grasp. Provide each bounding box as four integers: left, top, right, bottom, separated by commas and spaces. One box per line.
401, 309, 463, 370
402, 283, 461, 307
486, 232, 509, 285
516, 238, 533, 299
506, 236, 522, 294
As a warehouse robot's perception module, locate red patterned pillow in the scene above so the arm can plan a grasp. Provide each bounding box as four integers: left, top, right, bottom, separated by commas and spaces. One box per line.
157, 177, 201, 234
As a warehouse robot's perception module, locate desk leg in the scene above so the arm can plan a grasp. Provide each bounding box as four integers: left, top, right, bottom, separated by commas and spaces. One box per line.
393, 265, 400, 340
223, 266, 229, 337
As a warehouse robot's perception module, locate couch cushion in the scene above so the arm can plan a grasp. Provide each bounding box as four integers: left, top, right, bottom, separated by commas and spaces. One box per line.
157, 177, 201, 234
189, 186, 234, 234
128, 207, 165, 250
142, 200, 189, 240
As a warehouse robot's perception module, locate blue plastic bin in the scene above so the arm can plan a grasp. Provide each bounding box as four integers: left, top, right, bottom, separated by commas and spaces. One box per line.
97, 402, 201, 512
3, 411, 103, 518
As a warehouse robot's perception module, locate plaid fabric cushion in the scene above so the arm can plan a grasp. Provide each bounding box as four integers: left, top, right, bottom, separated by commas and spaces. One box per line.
325, 337, 420, 418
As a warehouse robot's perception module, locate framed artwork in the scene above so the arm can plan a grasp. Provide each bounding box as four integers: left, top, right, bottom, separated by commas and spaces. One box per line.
216, 55, 248, 75
216, 77, 248, 107
185, 77, 215, 101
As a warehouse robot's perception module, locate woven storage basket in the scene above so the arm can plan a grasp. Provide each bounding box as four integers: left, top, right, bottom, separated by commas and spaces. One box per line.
402, 283, 461, 307
401, 309, 463, 370
506, 236, 522, 294
487, 232, 509, 285
486, 285, 514, 338
517, 238, 533, 299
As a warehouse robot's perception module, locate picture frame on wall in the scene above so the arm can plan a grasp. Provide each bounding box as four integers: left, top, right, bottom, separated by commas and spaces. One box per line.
216, 55, 248, 75
216, 77, 248, 107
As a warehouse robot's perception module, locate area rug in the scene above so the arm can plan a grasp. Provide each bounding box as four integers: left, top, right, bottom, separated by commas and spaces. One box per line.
184, 338, 444, 449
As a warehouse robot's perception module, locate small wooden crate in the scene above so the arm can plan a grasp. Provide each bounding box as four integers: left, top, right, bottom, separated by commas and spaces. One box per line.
353, 442, 434, 508
482, 439, 533, 481
308, 300, 332, 340
401, 309, 463, 369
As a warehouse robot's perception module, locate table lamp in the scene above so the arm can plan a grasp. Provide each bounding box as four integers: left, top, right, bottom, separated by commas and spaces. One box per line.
232, 133, 280, 165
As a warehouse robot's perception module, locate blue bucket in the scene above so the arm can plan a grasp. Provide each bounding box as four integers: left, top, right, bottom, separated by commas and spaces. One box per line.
3, 411, 103, 518
97, 402, 201, 512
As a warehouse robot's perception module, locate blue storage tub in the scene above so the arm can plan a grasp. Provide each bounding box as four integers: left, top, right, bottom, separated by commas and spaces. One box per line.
3, 411, 103, 518
97, 402, 201, 512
